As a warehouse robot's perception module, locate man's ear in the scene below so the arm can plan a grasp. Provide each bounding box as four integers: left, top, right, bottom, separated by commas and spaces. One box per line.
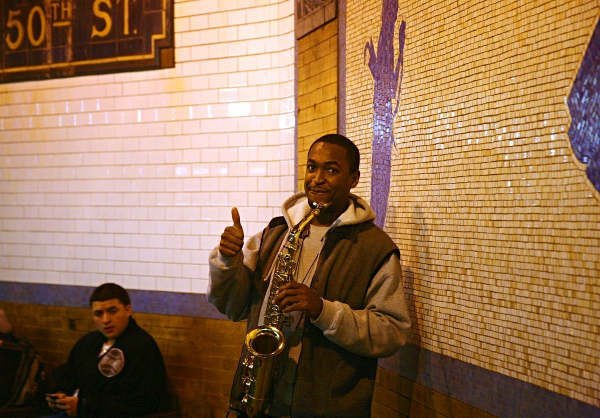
351, 170, 360, 188
125, 304, 132, 316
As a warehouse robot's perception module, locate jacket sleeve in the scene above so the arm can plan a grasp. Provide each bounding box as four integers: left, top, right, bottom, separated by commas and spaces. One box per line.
52, 338, 85, 396
311, 253, 411, 358
206, 231, 263, 322
77, 338, 167, 417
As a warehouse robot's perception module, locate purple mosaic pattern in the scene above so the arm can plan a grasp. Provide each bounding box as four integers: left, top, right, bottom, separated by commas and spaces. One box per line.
338, 0, 346, 136
567, 19, 600, 192
364, 0, 405, 228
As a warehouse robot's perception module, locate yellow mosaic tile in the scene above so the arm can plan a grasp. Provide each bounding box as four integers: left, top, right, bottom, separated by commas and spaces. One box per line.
345, 0, 600, 408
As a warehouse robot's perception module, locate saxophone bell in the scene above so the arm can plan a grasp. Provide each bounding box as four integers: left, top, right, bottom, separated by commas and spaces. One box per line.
246, 326, 285, 358
240, 326, 285, 417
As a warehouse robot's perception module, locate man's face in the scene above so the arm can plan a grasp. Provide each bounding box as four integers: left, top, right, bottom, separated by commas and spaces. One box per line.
92, 299, 132, 343
304, 142, 360, 220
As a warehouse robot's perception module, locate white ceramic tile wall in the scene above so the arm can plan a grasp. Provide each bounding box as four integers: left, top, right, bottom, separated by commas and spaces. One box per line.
0, 0, 296, 294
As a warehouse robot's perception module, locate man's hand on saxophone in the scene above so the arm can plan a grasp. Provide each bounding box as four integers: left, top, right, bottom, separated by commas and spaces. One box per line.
274, 281, 324, 320
219, 207, 245, 257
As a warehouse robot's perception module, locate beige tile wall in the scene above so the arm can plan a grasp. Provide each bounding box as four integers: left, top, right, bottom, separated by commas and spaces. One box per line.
0, 0, 296, 294
346, 0, 600, 407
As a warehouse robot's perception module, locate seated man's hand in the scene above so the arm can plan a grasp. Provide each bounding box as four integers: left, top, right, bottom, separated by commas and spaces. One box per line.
55, 395, 79, 417
45, 393, 61, 412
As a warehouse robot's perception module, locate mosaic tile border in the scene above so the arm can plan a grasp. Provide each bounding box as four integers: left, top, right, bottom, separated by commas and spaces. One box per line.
0, 281, 225, 320
381, 345, 600, 418
1, 281, 598, 418
567, 14, 600, 195
296, 0, 337, 38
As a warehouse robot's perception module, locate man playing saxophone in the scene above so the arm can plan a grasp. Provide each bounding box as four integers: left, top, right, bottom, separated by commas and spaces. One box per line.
207, 134, 411, 418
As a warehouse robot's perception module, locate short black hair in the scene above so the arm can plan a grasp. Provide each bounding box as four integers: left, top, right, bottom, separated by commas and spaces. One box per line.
89, 283, 131, 307
308, 134, 360, 174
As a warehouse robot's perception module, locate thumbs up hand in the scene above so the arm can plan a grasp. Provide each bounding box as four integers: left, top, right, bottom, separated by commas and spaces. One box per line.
219, 207, 245, 257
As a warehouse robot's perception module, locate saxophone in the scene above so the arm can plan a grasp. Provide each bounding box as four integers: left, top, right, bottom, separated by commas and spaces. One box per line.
238, 201, 330, 417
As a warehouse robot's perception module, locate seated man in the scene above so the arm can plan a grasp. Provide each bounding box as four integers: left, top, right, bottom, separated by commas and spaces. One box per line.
45, 283, 168, 417
0, 308, 20, 408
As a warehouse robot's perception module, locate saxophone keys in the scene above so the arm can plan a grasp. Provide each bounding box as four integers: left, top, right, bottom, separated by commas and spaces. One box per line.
242, 377, 251, 390
243, 356, 254, 369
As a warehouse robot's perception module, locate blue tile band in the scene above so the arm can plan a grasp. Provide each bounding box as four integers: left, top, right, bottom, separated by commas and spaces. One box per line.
381, 345, 600, 418
0, 281, 226, 319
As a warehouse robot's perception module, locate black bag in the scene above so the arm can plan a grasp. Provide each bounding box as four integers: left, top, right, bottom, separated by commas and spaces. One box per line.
0, 333, 45, 409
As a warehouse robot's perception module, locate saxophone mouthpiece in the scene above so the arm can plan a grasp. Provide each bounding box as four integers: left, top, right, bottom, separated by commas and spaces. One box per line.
311, 201, 330, 210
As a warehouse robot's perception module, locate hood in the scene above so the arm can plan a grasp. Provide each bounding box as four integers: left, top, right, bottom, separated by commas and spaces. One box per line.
281, 191, 376, 229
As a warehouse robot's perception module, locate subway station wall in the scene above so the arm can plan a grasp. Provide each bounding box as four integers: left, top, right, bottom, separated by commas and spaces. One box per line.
343, 0, 599, 411
1, 0, 599, 417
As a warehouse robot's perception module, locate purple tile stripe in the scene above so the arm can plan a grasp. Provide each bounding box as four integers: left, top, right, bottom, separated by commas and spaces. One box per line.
0, 281, 226, 319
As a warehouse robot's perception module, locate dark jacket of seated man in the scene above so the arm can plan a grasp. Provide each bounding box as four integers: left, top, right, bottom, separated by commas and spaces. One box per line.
48, 283, 168, 418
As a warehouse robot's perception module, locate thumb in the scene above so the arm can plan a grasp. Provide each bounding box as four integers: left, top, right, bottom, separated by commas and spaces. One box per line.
231, 207, 243, 230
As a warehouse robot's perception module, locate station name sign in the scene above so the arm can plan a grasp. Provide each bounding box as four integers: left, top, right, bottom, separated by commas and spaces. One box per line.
0, 0, 174, 83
